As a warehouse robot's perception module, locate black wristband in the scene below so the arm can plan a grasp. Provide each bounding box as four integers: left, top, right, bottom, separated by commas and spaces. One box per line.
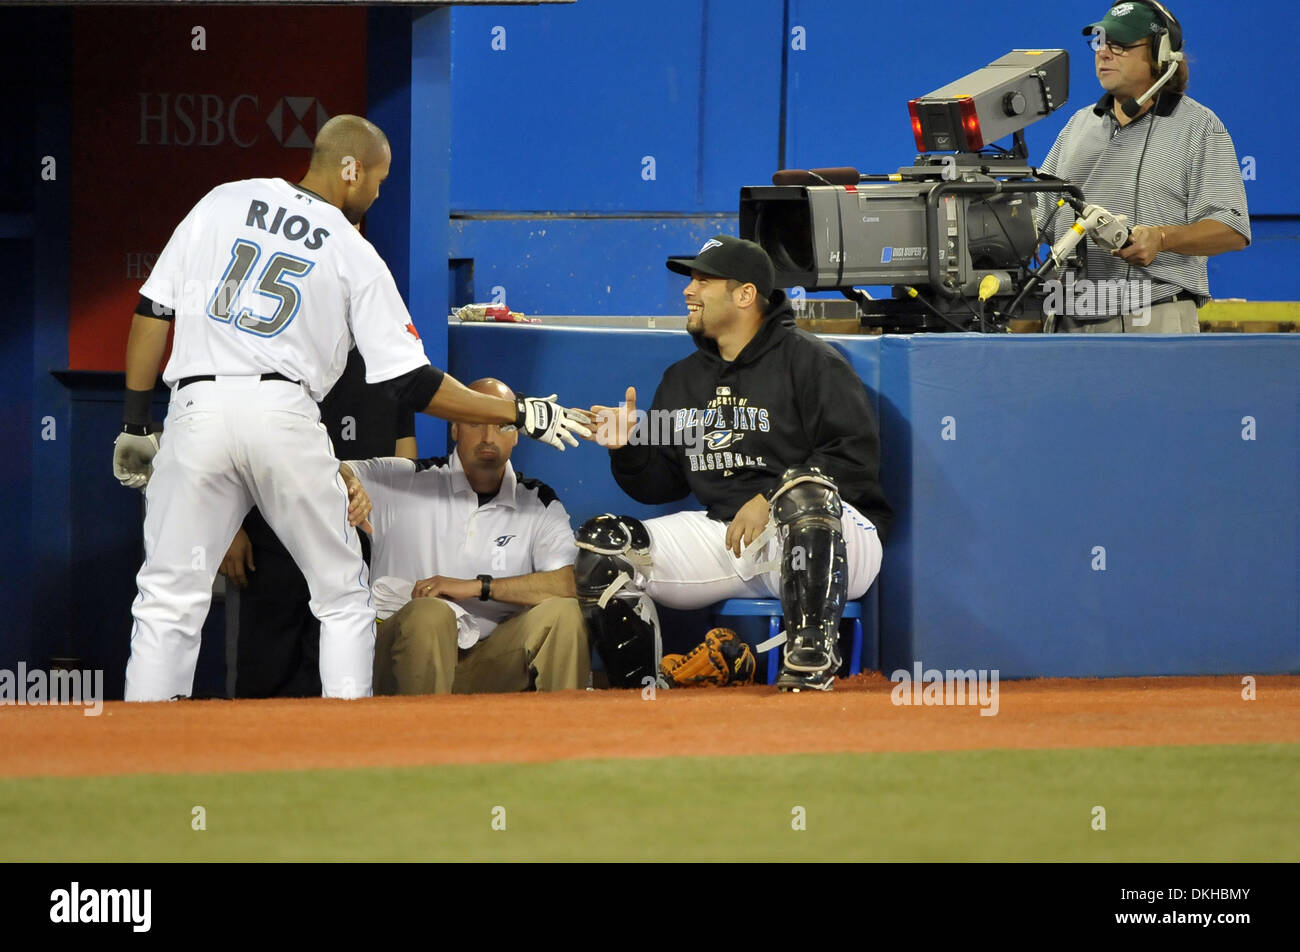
513, 396, 528, 428
477, 574, 493, 601
123, 387, 154, 428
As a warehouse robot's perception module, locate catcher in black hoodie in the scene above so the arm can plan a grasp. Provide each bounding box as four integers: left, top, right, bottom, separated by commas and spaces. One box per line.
575, 236, 891, 693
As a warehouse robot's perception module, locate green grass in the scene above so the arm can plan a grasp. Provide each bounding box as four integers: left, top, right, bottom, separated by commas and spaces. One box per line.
1, 744, 1296, 861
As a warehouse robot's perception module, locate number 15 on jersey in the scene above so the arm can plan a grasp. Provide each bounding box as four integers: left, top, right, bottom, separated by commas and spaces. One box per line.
208, 238, 315, 338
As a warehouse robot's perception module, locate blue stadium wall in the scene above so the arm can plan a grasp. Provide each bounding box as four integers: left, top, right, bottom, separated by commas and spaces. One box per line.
446, 0, 1298, 312
3, 1, 1297, 696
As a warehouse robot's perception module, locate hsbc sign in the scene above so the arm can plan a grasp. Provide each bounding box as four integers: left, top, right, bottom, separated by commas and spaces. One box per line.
136, 93, 330, 149
137, 93, 260, 147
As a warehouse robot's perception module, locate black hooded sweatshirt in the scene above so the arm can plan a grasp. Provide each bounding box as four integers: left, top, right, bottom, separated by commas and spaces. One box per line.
609, 290, 893, 542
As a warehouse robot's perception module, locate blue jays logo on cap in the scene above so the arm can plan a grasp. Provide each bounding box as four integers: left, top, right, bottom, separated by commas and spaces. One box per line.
665, 234, 777, 298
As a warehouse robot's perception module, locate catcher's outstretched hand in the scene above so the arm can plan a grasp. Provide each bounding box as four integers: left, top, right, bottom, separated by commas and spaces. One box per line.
515, 393, 593, 451
588, 386, 636, 449
113, 431, 160, 490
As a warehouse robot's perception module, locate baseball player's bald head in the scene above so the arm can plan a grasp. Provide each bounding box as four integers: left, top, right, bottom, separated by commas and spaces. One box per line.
309, 115, 390, 173
300, 115, 393, 224
468, 378, 516, 403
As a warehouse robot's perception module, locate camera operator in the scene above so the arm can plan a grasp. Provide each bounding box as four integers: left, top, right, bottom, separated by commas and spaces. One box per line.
1037, 1, 1250, 333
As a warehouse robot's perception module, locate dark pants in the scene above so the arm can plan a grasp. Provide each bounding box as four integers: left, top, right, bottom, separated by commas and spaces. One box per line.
234, 507, 323, 698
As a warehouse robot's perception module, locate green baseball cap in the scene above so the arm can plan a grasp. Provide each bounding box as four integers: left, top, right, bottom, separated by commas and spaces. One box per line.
1082, 1, 1163, 46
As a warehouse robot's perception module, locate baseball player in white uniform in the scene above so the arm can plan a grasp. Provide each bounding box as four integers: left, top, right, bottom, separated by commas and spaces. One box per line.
112, 115, 589, 702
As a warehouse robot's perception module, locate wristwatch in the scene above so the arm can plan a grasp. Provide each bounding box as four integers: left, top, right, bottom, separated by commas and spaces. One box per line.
477, 574, 493, 601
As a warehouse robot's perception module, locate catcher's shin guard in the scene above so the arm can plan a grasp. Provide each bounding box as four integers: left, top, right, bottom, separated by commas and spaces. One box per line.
770, 467, 847, 690
574, 514, 662, 688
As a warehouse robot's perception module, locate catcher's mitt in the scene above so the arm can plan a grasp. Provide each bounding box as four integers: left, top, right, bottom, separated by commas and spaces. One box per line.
659, 627, 756, 688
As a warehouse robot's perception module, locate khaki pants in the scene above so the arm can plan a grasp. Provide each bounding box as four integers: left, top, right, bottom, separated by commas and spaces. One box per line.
1054, 299, 1201, 334
374, 597, 588, 695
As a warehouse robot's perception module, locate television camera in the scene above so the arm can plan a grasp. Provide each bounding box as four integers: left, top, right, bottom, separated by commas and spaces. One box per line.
740, 50, 1127, 332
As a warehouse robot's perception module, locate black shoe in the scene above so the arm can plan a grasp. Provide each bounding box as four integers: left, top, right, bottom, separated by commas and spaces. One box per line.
774, 666, 836, 692
775, 628, 840, 692
781, 628, 841, 674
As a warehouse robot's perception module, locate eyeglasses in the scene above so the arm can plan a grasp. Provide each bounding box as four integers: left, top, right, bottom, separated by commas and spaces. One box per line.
1087, 36, 1149, 57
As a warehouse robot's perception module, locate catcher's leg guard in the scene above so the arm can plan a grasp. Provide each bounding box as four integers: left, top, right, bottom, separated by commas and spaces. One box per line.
574, 514, 663, 688
769, 467, 847, 692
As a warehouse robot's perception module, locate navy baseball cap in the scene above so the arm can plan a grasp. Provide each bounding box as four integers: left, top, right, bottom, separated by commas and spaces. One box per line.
1083, 1, 1164, 46
666, 235, 776, 299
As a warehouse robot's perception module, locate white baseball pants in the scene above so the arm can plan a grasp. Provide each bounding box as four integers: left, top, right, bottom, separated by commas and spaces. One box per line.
640, 503, 882, 609
125, 376, 375, 700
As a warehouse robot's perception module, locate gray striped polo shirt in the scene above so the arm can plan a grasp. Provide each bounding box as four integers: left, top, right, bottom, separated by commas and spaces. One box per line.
1036, 92, 1251, 309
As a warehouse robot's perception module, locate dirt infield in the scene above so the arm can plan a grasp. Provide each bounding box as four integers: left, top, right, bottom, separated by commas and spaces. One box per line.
2, 674, 1296, 779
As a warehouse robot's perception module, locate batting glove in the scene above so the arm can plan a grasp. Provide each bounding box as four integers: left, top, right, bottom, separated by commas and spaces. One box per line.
515, 394, 593, 451
113, 430, 160, 490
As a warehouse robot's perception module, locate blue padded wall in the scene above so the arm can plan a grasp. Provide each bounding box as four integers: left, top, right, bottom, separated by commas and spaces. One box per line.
449, 0, 783, 213
877, 334, 1299, 678
446, 0, 786, 316
1207, 219, 1299, 302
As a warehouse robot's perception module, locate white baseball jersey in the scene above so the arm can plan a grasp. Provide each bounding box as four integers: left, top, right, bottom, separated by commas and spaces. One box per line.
140, 177, 429, 402
346, 453, 579, 639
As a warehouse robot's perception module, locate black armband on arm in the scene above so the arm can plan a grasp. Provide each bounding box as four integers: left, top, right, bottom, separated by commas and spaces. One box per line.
381, 364, 444, 414
136, 295, 174, 321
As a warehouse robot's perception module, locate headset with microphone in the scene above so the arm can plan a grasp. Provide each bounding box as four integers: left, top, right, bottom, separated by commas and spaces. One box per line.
1117, 0, 1185, 118
1116, 1, 1186, 328
1143, 0, 1183, 64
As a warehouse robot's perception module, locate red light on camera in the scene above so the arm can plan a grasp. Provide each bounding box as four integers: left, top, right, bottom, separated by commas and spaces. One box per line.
957, 96, 983, 151
907, 99, 925, 151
